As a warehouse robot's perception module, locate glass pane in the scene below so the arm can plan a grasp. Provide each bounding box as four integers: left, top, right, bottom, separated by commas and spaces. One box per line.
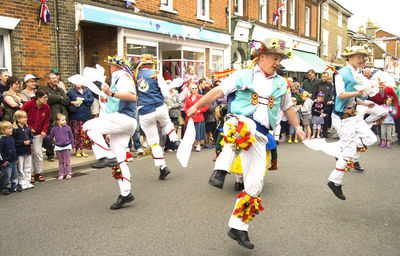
183, 61, 204, 79
183, 51, 204, 60
162, 50, 181, 59
162, 60, 182, 80
127, 44, 157, 56
0, 35, 5, 68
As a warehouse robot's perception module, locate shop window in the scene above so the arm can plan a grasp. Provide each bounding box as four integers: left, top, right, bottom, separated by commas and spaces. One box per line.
281, 0, 287, 27
161, 49, 205, 80
197, 0, 212, 22
211, 50, 223, 74
126, 41, 158, 66
259, 0, 267, 23
234, 0, 243, 16
160, 0, 177, 14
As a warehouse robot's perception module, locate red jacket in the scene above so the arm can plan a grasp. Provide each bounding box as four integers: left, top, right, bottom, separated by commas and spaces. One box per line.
370, 86, 400, 119
184, 94, 209, 122
21, 100, 51, 135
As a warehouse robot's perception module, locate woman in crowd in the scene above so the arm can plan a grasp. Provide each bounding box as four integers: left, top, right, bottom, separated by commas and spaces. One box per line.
67, 80, 94, 157
20, 74, 39, 103
3, 76, 23, 123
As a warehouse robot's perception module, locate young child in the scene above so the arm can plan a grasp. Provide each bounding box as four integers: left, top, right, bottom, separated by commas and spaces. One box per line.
311, 91, 327, 139
380, 96, 397, 148
12, 110, 34, 190
288, 97, 301, 143
46, 113, 74, 180
300, 91, 313, 140
0, 121, 19, 195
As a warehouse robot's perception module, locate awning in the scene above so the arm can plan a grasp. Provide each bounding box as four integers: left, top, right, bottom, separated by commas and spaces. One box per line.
293, 49, 328, 73
281, 51, 315, 73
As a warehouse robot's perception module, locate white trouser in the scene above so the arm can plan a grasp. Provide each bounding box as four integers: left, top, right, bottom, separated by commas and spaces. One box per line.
18, 155, 32, 186
356, 101, 388, 127
214, 117, 268, 231
83, 112, 137, 196
329, 114, 377, 185
31, 135, 43, 175
139, 104, 179, 167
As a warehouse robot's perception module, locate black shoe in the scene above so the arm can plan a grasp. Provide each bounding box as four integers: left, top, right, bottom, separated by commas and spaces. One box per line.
110, 193, 135, 210
16, 185, 22, 192
91, 157, 118, 169
173, 140, 181, 150
208, 169, 227, 189
327, 181, 346, 200
353, 161, 364, 172
2, 189, 10, 195
234, 182, 244, 191
159, 166, 171, 180
227, 228, 254, 249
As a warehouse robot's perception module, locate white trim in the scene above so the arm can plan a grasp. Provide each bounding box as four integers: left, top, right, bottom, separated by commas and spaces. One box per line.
160, 0, 178, 14
182, 46, 204, 53
281, 0, 287, 27
0, 30, 12, 73
259, 0, 267, 23
197, 0, 214, 22
305, 6, 310, 37
323, 3, 329, 21
289, 0, 295, 30
338, 11, 342, 28
0, 16, 20, 30
323, 29, 329, 56
117, 27, 124, 56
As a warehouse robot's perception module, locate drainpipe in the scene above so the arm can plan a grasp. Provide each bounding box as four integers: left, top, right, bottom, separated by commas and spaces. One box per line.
228, 0, 231, 33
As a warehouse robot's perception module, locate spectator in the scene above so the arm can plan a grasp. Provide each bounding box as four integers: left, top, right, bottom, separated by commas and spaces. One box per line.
3, 76, 23, 122
313, 72, 334, 137
67, 79, 94, 157
42, 73, 70, 161
184, 83, 208, 152
395, 81, 400, 144
0, 70, 9, 95
164, 84, 182, 151
0, 121, 18, 195
183, 65, 198, 89
12, 110, 34, 190
380, 96, 397, 148
50, 68, 67, 93
288, 97, 301, 143
198, 78, 211, 95
311, 92, 327, 139
300, 91, 313, 140
302, 69, 321, 98
370, 80, 400, 120
46, 113, 74, 180
21, 89, 50, 182
20, 74, 39, 103
290, 82, 303, 105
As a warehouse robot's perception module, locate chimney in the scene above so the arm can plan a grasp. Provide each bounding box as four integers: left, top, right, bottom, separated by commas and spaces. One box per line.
365, 18, 378, 38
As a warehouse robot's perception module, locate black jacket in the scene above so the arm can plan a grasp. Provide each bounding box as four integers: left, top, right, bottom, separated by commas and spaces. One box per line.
12, 125, 33, 156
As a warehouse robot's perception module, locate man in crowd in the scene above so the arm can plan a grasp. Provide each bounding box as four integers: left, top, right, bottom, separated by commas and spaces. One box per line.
313, 71, 334, 138
42, 73, 70, 161
187, 38, 305, 250
0, 70, 9, 95
302, 69, 321, 97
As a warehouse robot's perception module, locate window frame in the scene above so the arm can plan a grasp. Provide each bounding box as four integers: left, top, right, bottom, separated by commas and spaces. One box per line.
0, 30, 11, 74
305, 6, 310, 37
289, 0, 295, 30
323, 3, 329, 21
160, 0, 178, 14
197, 0, 213, 22
338, 11, 342, 28
234, 0, 244, 17
259, 0, 267, 23
281, 0, 287, 27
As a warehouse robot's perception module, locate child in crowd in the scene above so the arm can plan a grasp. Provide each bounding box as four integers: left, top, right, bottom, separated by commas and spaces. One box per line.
0, 121, 19, 195
288, 97, 301, 143
12, 111, 34, 190
380, 96, 397, 148
311, 91, 327, 139
300, 91, 313, 140
46, 113, 74, 180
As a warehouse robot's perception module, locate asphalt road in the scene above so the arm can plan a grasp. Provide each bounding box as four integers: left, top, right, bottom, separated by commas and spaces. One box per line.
1, 141, 399, 256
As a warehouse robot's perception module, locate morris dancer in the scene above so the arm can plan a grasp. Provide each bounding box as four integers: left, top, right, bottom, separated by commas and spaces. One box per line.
187, 38, 305, 249
82, 56, 137, 210
134, 54, 180, 180
328, 45, 377, 200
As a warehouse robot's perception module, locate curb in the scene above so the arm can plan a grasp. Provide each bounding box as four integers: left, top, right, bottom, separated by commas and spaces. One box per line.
44, 160, 97, 178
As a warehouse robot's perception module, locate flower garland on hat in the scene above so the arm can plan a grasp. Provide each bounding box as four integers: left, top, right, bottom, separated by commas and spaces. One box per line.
248, 39, 293, 69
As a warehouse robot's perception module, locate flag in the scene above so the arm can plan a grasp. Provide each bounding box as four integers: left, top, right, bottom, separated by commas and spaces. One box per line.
332, 42, 341, 62
39, 0, 50, 23
273, 1, 286, 25
133, 7, 140, 13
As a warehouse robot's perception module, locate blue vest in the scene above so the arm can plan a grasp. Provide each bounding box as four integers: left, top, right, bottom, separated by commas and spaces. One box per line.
229, 69, 288, 129
334, 66, 359, 112
105, 71, 137, 119
136, 69, 164, 115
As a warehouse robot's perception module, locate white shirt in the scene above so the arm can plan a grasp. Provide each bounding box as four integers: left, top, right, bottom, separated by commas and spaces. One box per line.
112, 69, 136, 94
220, 65, 293, 129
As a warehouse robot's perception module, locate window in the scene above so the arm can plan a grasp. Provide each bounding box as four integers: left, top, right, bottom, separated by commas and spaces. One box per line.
289, 0, 295, 29
323, 29, 329, 56
305, 6, 310, 37
197, 0, 211, 21
160, 0, 177, 14
281, 0, 287, 27
234, 0, 243, 16
259, 0, 267, 23
0, 31, 11, 73
338, 11, 342, 28
126, 39, 158, 66
211, 49, 224, 74
323, 3, 329, 21
337, 36, 342, 59
161, 47, 205, 79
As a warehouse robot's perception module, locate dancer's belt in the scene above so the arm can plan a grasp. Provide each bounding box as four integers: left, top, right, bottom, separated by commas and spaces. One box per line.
333, 108, 357, 120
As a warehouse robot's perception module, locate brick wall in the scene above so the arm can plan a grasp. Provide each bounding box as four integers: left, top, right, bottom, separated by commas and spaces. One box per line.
79, 0, 228, 32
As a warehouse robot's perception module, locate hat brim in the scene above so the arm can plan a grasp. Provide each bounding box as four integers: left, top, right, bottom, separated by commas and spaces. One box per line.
341, 51, 371, 57
260, 49, 289, 59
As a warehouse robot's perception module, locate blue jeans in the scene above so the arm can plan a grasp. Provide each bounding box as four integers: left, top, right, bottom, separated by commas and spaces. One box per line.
1, 161, 18, 191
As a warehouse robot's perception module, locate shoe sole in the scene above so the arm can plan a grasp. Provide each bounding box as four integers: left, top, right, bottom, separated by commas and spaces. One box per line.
327, 182, 346, 200
208, 179, 224, 189
227, 230, 254, 249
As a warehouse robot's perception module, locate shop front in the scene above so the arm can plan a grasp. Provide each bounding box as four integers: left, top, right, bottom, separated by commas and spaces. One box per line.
76, 3, 231, 80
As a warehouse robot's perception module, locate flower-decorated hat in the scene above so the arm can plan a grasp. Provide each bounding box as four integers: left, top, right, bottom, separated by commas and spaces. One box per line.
251, 38, 293, 60
341, 44, 372, 57
139, 54, 157, 65
105, 56, 133, 69
317, 91, 325, 97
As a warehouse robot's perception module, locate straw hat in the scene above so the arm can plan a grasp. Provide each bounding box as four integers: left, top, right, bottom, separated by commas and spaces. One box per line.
341, 45, 372, 57
251, 38, 293, 59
